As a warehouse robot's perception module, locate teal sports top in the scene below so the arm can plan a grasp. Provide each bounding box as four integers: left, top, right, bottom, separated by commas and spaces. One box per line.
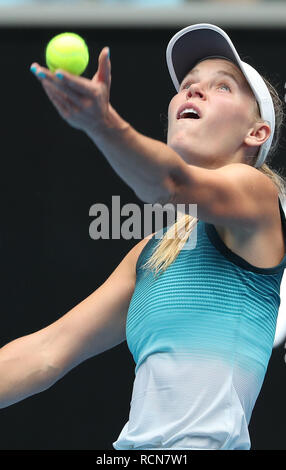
113, 197, 286, 450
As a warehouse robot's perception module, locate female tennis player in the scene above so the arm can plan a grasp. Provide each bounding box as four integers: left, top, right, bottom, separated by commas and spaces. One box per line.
1, 24, 285, 450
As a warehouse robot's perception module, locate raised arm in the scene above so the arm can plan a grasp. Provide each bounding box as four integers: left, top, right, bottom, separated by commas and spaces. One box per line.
0, 234, 153, 409
30, 47, 178, 205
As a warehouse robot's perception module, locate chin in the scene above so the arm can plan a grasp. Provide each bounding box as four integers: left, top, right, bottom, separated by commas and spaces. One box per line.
168, 136, 188, 157
167, 140, 199, 166
167, 137, 222, 169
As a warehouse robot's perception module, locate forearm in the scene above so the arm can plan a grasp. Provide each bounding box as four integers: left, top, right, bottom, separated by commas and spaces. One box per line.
0, 334, 57, 409
85, 105, 181, 204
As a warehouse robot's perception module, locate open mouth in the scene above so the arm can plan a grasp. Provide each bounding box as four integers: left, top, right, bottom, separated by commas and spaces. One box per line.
177, 105, 201, 120
179, 109, 200, 119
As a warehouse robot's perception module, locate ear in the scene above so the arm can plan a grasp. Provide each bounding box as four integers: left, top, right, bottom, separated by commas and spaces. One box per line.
244, 121, 272, 150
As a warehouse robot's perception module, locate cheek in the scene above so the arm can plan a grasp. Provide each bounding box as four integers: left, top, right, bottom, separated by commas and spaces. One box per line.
210, 101, 246, 128
167, 102, 174, 122
227, 108, 251, 133
168, 95, 180, 120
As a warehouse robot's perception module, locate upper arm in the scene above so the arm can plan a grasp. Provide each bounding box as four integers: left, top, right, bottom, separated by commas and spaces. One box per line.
39, 233, 155, 380
166, 162, 278, 232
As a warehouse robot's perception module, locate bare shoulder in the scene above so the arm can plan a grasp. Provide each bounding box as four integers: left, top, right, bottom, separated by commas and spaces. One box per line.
102, 231, 157, 291
230, 164, 279, 229
215, 183, 286, 269
127, 232, 156, 271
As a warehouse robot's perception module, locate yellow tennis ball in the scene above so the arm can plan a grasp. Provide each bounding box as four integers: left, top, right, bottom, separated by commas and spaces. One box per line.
45, 32, 89, 75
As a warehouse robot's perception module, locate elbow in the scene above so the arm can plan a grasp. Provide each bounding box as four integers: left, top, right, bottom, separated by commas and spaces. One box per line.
154, 162, 191, 206
41, 348, 65, 389
136, 176, 175, 207
40, 362, 62, 390
156, 176, 177, 207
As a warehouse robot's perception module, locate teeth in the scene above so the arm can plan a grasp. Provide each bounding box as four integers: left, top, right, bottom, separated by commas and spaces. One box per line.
180, 108, 199, 118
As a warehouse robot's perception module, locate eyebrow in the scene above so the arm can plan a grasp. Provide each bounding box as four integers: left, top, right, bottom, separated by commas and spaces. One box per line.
181, 69, 242, 88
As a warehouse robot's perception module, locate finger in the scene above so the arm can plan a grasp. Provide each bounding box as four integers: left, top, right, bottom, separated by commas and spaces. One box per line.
30, 63, 56, 81
44, 78, 85, 105
43, 81, 73, 105
31, 62, 93, 99
44, 88, 70, 118
42, 81, 78, 116
51, 69, 94, 97
44, 82, 71, 112
93, 47, 111, 86
36, 70, 90, 108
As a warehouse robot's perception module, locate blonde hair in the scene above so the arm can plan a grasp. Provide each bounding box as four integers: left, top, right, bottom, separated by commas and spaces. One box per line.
142, 75, 286, 278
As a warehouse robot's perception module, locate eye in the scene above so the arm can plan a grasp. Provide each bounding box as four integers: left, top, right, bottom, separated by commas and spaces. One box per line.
218, 83, 231, 92
181, 81, 192, 90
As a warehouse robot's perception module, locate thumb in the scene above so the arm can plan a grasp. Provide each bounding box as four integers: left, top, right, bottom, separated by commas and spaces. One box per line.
92, 46, 111, 87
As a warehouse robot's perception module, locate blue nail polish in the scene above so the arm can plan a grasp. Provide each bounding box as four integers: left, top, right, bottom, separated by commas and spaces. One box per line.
30, 66, 37, 75
107, 48, 110, 59
56, 72, 64, 80
37, 71, 46, 79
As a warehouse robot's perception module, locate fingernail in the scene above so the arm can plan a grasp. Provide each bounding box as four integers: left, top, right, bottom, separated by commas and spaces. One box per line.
56, 72, 64, 80
107, 47, 110, 59
30, 66, 37, 75
37, 71, 46, 79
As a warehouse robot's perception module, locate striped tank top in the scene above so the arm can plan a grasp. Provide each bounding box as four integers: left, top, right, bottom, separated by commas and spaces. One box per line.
113, 198, 286, 450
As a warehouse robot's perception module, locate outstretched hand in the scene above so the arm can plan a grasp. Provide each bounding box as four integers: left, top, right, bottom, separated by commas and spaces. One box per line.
30, 46, 112, 135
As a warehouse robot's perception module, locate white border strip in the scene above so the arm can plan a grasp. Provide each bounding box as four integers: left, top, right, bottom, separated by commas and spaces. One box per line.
1, 3, 286, 27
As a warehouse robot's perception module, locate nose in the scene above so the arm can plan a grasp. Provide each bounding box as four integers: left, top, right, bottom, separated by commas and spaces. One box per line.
186, 82, 205, 100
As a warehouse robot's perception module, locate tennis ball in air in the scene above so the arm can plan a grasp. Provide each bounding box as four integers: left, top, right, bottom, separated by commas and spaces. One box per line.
45, 32, 89, 75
